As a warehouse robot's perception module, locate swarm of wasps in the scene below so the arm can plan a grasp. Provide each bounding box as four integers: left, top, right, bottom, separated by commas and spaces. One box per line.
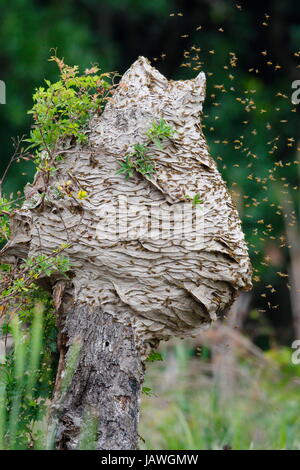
161, 6, 299, 318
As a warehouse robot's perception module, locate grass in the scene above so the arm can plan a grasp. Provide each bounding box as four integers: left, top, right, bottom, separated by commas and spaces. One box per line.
0, 302, 55, 450
140, 340, 300, 450
1, 312, 300, 450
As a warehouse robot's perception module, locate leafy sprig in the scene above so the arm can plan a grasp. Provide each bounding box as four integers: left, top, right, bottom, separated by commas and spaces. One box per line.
26, 56, 113, 172
0, 197, 13, 242
117, 118, 176, 179
0, 248, 71, 306
184, 192, 203, 206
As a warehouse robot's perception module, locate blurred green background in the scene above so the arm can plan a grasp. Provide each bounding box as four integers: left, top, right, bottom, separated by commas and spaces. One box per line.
1, 0, 300, 449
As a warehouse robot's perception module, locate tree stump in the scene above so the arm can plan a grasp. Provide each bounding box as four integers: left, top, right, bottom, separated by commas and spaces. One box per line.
2, 56, 252, 449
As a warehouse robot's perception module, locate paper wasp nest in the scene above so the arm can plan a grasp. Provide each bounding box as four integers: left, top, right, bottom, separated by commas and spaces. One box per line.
4, 57, 252, 345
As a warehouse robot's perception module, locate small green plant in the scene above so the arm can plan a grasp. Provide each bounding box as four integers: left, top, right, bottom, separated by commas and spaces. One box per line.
0, 249, 70, 307
0, 197, 13, 242
0, 245, 71, 449
192, 193, 203, 206
184, 192, 203, 206
117, 118, 176, 179
144, 119, 175, 149
26, 56, 113, 172
142, 387, 154, 397
146, 351, 163, 362
0, 297, 58, 449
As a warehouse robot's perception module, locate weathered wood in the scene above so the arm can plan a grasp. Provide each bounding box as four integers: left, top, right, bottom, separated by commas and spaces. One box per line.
52, 301, 144, 450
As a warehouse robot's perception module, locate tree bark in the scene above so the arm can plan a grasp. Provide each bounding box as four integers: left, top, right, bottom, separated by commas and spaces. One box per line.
51, 301, 145, 450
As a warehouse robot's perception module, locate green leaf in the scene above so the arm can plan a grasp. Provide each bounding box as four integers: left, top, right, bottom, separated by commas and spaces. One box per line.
192, 193, 203, 206
146, 352, 163, 362
142, 387, 153, 396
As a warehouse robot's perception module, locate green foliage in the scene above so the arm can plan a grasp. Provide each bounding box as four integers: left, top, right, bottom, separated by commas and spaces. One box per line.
191, 193, 203, 206
0, 251, 70, 306
146, 351, 163, 362
117, 119, 175, 179
184, 192, 203, 206
141, 343, 300, 450
0, 247, 70, 449
265, 347, 300, 384
144, 118, 175, 149
0, 298, 58, 449
0, 197, 13, 242
24, 252, 70, 278
142, 387, 153, 397
26, 57, 112, 172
